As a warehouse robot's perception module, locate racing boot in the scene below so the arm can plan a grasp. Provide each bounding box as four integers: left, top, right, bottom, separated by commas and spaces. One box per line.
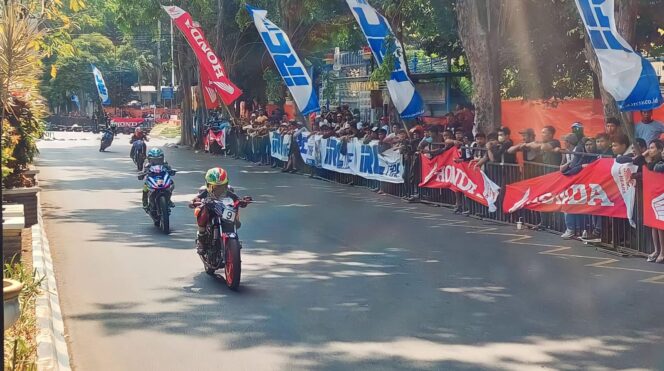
196, 231, 208, 255
142, 191, 149, 211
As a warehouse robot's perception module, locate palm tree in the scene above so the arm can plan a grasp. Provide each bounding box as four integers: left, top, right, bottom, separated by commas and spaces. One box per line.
1, 1, 46, 187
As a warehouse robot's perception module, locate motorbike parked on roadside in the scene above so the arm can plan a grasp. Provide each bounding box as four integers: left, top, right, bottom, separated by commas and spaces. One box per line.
139, 165, 176, 234
193, 194, 252, 290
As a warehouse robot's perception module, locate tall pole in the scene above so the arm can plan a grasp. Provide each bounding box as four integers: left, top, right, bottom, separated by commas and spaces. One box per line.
170, 20, 176, 88
157, 19, 162, 108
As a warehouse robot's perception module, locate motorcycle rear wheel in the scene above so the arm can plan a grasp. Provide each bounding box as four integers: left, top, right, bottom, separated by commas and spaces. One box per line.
224, 239, 241, 290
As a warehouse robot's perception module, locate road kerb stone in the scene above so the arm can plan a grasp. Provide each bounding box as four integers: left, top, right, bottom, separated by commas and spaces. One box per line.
33, 193, 72, 371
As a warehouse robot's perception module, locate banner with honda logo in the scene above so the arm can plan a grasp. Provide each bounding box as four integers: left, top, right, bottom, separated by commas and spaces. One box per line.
643, 168, 664, 230
419, 150, 501, 212
504, 159, 638, 225
163, 5, 242, 105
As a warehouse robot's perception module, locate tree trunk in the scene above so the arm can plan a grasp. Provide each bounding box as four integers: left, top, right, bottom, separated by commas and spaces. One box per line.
456, 0, 503, 134
176, 41, 195, 146
582, 0, 638, 140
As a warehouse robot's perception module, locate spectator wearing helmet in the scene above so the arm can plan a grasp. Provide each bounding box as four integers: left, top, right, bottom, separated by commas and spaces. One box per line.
129, 127, 148, 159
190, 167, 241, 255
139, 148, 175, 210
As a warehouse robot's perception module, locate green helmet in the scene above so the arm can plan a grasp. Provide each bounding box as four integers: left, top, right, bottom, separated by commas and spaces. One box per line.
205, 167, 229, 186
147, 148, 164, 165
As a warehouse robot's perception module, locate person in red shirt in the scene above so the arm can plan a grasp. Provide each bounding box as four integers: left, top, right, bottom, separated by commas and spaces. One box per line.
129, 127, 148, 158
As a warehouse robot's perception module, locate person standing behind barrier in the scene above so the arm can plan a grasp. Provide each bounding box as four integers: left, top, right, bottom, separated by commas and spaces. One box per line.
508, 128, 540, 162
611, 134, 630, 157
635, 110, 664, 146
604, 118, 622, 144
530, 126, 562, 166
595, 133, 614, 157
644, 140, 664, 263
559, 136, 598, 239
405, 126, 425, 202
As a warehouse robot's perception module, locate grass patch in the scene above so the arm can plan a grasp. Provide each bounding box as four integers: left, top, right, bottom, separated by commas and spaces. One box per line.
151, 122, 181, 139
4, 258, 44, 371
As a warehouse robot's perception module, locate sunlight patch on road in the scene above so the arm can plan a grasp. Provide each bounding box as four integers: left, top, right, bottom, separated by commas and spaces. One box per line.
439, 286, 510, 303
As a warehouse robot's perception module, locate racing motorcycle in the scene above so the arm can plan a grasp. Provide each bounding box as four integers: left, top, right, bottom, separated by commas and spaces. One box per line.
99, 130, 114, 152
139, 165, 176, 234
203, 119, 230, 154
131, 140, 147, 171
195, 194, 252, 290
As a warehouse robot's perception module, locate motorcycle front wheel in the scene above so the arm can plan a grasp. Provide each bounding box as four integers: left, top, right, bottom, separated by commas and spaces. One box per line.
224, 239, 241, 290
157, 196, 170, 234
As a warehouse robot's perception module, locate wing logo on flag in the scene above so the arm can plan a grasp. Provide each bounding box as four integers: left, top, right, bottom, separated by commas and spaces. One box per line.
652, 193, 664, 221
508, 188, 531, 214
205, 87, 218, 103
212, 81, 235, 95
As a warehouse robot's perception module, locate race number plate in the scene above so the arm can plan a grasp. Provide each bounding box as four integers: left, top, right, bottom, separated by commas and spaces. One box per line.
221, 209, 236, 222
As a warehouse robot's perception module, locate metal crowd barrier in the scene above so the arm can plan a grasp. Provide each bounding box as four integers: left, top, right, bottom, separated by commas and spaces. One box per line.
215, 130, 652, 255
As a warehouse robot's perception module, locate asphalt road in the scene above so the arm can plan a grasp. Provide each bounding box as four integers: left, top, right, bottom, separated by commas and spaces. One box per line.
37, 132, 664, 371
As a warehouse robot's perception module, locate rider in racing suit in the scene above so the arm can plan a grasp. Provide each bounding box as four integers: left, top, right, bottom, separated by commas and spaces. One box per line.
189, 167, 249, 255
138, 148, 175, 210
129, 127, 148, 158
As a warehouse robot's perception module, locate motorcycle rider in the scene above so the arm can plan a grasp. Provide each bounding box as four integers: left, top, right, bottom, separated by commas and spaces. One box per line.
99, 123, 117, 152
138, 148, 175, 211
129, 127, 148, 159
189, 167, 249, 255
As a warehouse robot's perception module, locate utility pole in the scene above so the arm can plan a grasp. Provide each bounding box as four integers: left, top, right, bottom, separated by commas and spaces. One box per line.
157, 19, 162, 108
170, 19, 176, 111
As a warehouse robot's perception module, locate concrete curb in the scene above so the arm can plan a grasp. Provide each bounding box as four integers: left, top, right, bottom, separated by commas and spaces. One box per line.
32, 193, 72, 371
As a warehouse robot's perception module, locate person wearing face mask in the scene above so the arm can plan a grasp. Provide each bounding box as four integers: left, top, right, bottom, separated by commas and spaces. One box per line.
490, 127, 517, 164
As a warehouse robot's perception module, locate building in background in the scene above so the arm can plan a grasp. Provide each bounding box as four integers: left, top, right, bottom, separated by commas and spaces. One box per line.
320, 48, 470, 123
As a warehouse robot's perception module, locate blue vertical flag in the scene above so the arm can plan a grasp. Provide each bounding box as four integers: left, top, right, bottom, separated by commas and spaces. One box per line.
91, 64, 110, 105
575, 0, 662, 111
71, 95, 80, 110
346, 0, 424, 119
246, 5, 320, 115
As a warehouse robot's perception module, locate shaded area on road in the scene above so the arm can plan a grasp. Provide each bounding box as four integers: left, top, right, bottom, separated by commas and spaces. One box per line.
36, 133, 664, 370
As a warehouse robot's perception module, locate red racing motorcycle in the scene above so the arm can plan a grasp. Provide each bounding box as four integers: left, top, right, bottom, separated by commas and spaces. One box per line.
194, 195, 251, 290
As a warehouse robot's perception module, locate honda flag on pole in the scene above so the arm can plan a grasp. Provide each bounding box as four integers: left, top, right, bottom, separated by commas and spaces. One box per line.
503, 158, 638, 225
163, 5, 242, 105
200, 68, 219, 109
643, 168, 664, 230
419, 150, 501, 212
575, 0, 662, 111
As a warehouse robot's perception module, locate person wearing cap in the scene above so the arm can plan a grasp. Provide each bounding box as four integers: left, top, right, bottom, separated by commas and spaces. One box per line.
508, 127, 539, 161
509, 126, 561, 165
635, 109, 664, 145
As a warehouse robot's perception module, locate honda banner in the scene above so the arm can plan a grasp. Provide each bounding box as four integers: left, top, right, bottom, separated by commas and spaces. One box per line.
200, 68, 219, 109
504, 159, 638, 224
419, 150, 501, 212
575, 0, 662, 111
247, 5, 320, 115
346, 0, 424, 119
643, 168, 664, 230
163, 5, 242, 105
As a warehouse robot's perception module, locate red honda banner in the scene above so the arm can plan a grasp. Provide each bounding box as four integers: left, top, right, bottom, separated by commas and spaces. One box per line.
419, 150, 501, 212
200, 68, 220, 109
643, 168, 664, 230
503, 159, 638, 223
163, 5, 242, 105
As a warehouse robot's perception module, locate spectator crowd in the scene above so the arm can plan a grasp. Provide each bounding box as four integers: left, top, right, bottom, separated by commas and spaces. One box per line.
214, 104, 664, 263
